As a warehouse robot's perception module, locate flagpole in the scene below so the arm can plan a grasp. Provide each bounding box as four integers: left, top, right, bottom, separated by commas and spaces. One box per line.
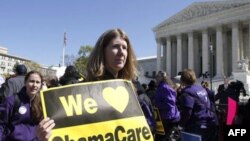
62, 32, 67, 67
62, 45, 65, 67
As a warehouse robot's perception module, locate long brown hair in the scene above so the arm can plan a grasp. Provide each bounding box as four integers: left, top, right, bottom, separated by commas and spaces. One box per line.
86, 28, 138, 81
25, 70, 44, 122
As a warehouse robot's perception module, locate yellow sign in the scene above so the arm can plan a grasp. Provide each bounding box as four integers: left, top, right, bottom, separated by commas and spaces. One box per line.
153, 107, 165, 135
40, 79, 153, 141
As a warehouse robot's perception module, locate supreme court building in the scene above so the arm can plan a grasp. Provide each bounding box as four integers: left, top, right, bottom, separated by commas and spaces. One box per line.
153, 0, 250, 79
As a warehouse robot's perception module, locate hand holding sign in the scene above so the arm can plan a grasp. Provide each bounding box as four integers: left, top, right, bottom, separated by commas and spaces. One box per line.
36, 117, 55, 141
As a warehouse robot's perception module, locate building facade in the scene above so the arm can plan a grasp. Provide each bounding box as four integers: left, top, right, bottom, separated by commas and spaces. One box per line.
0, 47, 56, 77
137, 56, 158, 78
0, 47, 30, 75
153, 0, 250, 78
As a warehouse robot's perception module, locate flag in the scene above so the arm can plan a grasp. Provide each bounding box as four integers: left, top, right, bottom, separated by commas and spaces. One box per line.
227, 97, 237, 125
64, 32, 67, 46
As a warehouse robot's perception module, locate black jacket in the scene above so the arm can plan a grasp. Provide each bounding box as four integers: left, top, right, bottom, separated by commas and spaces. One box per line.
0, 75, 25, 103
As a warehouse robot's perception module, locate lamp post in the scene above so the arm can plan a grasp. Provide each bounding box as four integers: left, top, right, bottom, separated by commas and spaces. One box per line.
209, 43, 213, 90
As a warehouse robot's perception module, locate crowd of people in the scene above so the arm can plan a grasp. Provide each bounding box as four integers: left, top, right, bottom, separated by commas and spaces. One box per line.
132, 69, 250, 141
0, 28, 249, 141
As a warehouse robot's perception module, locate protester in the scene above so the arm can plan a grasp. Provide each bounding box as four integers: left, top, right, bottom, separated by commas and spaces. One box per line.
133, 80, 156, 134
59, 65, 81, 85
154, 71, 180, 141
215, 76, 230, 108
215, 76, 229, 104
201, 80, 219, 138
179, 69, 218, 141
85, 29, 137, 81
146, 80, 157, 105
215, 76, 235, 124
46, 76, 60, 88
141, 83, 148, 91
0, 70, 46, 140
201, 80, 215, 103
0, 64, 27, 103
133, 80, 152, 107
217, 76, 229, 94
36, 28, 138, 140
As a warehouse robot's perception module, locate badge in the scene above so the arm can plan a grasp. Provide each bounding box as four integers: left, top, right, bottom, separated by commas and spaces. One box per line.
18, 106, 27, 115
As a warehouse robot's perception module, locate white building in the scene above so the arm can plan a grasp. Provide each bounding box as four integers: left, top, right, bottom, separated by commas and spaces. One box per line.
136, 56, 157, 84
137, 56, 157, 78
153, 0, 250, 78
153, 0, 250, 93
50, 66, 66, 79
0, 46, 57, 78
0, 47, 30, 75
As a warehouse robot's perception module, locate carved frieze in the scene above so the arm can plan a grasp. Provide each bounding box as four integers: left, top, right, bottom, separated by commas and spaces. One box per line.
163, 1, 250, 26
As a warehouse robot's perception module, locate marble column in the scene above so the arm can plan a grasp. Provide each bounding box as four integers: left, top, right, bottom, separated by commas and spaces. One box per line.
177, 34, 182, 74
162, 44, 167, 71
215, 25, 224, 77
188, 32, 194, 70
248, 23, 250, 60
239, 25, 244, 60
232, 22, 240, 72
202, 29, 209, 74
194, 35, 200, 75
223, 29, 229, 76
156, 40, 162, 72
166, 37, 171, 75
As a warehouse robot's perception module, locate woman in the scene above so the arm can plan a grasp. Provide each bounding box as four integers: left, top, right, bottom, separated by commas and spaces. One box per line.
179, 69, 217, 141
0, 71, 45, 140
85, 28, 137, 81
154, 71, 180, 141
37, 28, 138, 140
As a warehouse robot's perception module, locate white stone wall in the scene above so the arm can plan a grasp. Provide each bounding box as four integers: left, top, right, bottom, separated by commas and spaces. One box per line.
137, 57, 158, 78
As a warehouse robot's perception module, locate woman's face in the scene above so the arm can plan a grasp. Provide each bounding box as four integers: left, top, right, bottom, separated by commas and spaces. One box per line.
104, 36, 128, 76
25, 73, 42, 97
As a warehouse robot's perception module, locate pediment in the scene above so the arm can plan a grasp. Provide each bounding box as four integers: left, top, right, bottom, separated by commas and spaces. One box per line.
156, 0, 250, 29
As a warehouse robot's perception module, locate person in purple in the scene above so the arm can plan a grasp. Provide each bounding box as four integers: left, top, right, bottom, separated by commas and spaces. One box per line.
179, 69, 218, 141
0, 71, 45, 140
154, 71, 180, 141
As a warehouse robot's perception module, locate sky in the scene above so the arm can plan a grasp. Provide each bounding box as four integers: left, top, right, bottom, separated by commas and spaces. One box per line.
0, 0, 207, 66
